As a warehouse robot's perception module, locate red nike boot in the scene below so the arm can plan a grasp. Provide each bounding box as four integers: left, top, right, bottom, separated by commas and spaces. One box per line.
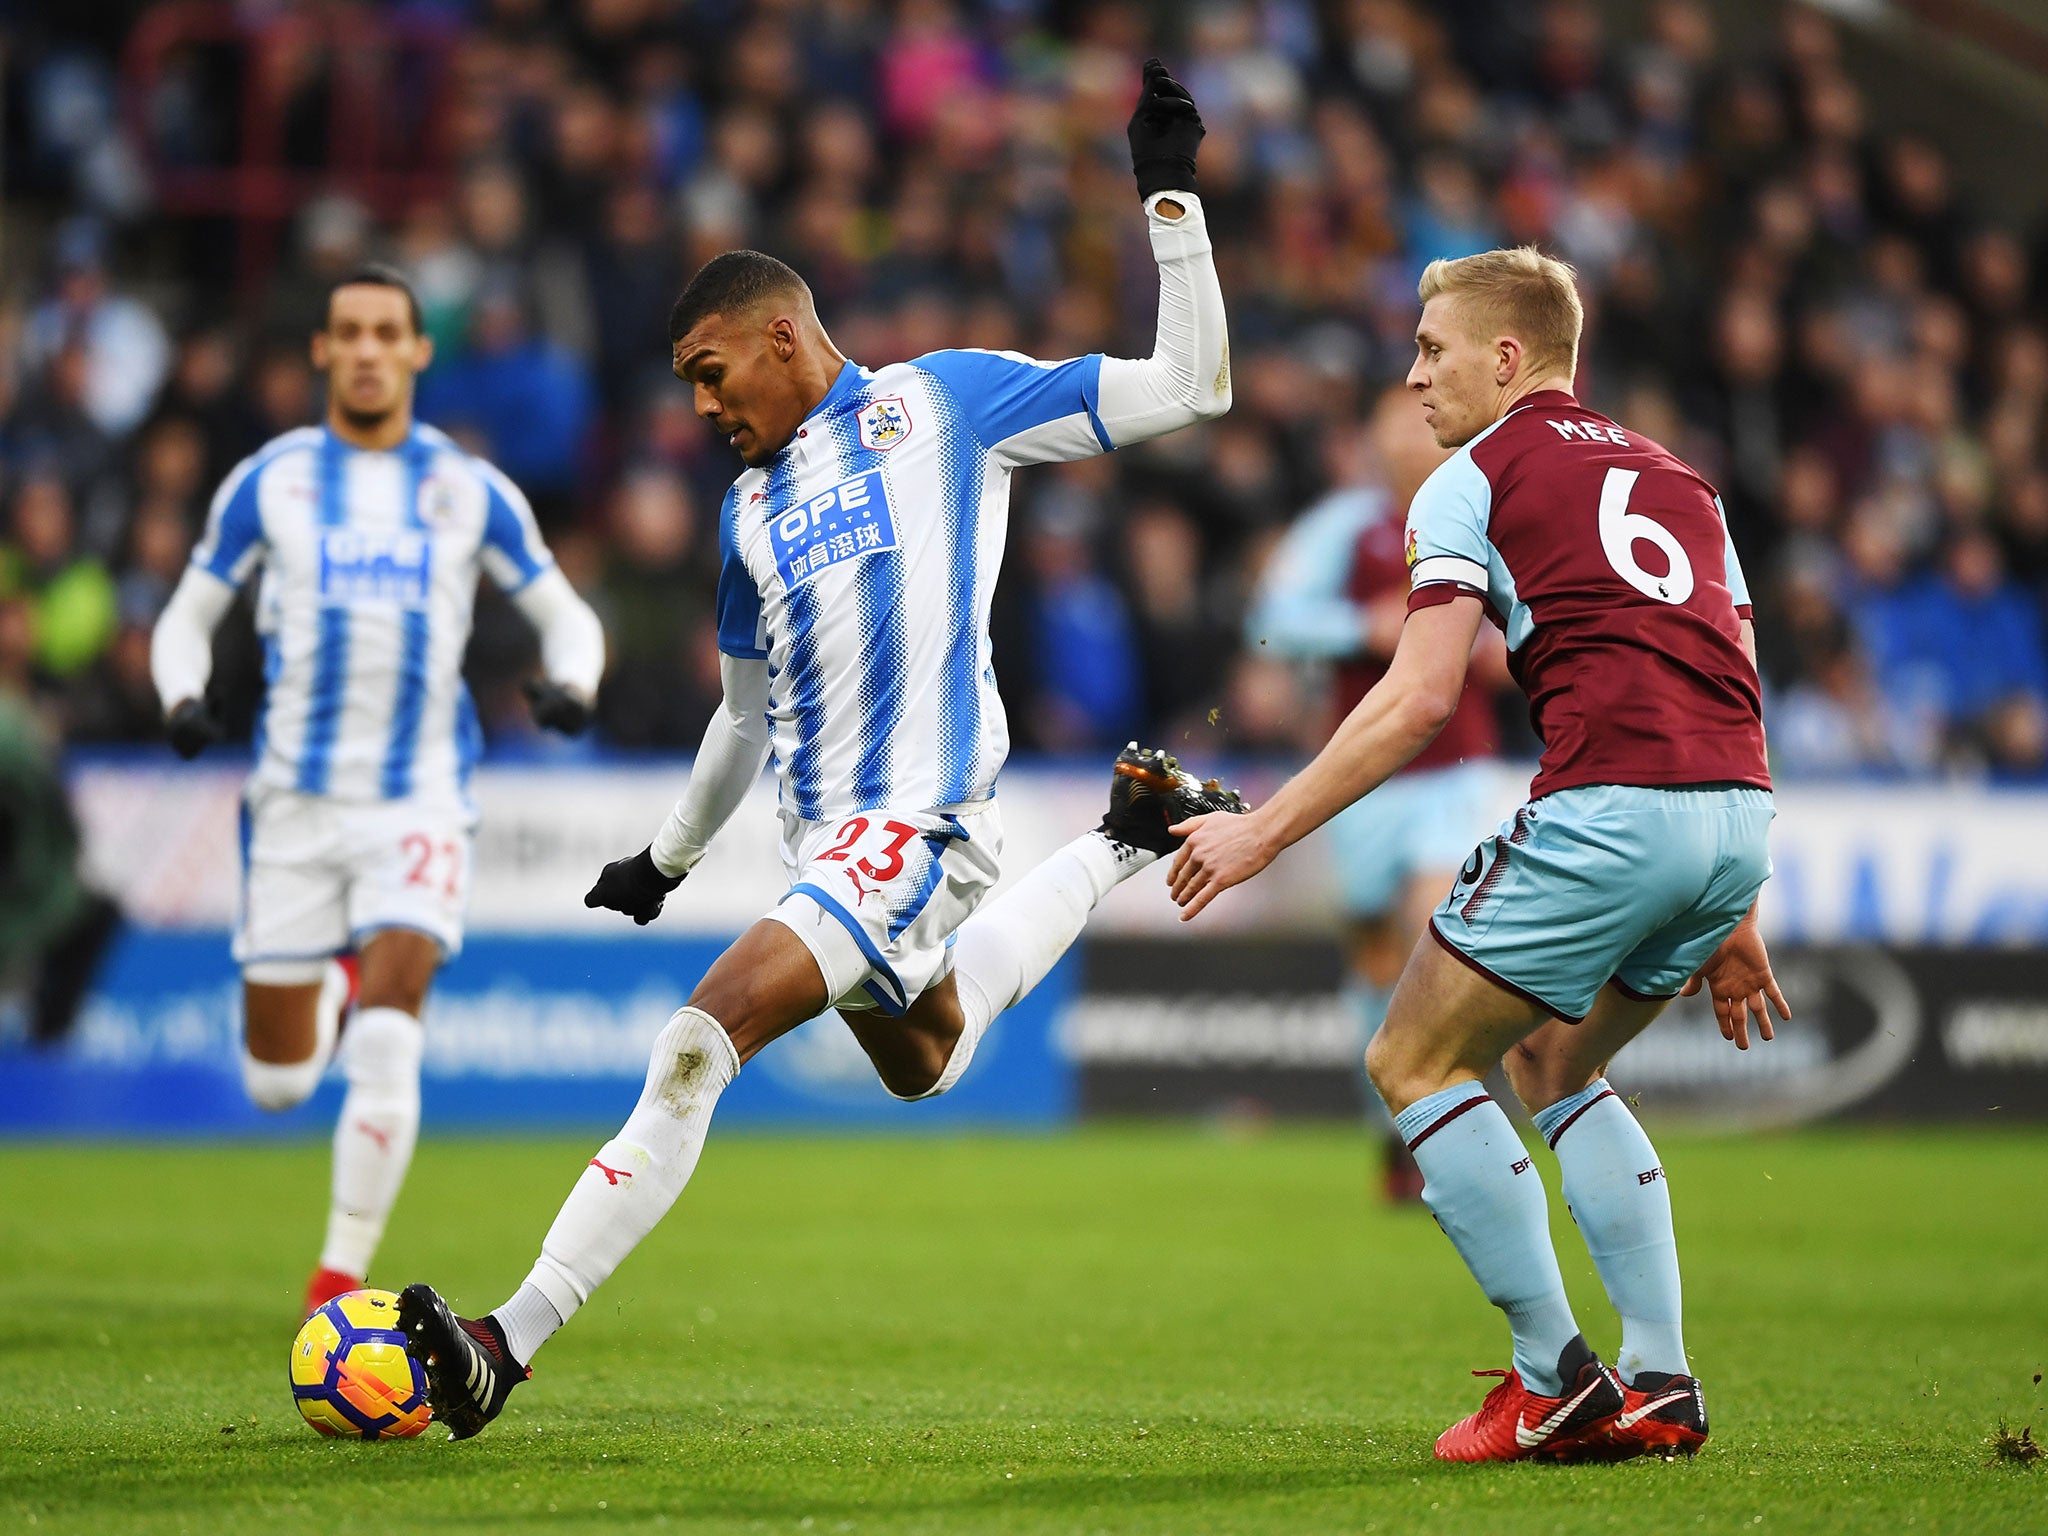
1433, 1357, 1624, 1463
304, 1266, 365, 1315
1590, 1372, 1709, 1460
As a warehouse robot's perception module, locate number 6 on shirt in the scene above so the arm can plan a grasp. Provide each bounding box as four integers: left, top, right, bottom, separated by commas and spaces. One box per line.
1598, 467, 1694, 605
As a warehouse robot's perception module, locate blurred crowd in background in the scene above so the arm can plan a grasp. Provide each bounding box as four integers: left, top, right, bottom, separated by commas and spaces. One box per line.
4, 0, 2048, 779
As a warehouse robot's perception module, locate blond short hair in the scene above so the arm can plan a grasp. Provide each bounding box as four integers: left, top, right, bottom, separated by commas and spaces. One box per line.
1417, 247, 1584, 381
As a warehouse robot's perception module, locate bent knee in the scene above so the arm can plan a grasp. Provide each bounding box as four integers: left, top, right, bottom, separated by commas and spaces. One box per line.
1363, 1026, 1423, 1111
1362, 1026, 1394, 1091
879, 1064, 945, 1100
242, 1052, 324, 1112
1503, 1035, 1601, 1113
1365, 1024, 1477, 1117
875, 1038, 953, 1101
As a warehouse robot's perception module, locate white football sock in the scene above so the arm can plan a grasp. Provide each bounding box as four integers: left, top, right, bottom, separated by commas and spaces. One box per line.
911, 831, 1154, 1102
496, 1007, 739, 1363
493, 1281, 564, 1366
319, 1006, 423, 1279
240, 959, 349, 1112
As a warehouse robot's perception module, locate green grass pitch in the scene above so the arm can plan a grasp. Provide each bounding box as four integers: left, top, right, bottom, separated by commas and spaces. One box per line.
3, 1125, 2044, 1534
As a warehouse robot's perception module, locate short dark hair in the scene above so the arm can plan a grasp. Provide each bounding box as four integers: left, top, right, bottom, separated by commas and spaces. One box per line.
668, 250, 808, 344
326, 263, 423, 334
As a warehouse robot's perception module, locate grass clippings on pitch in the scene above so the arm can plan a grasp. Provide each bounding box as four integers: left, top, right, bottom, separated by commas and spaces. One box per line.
3, 1125, 2045, 1535
1989, 1421, 2042, 1466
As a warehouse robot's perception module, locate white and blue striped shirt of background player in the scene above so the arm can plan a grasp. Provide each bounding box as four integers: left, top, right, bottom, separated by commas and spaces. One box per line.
715, 350, 1133, 827
187, 422, 557, 809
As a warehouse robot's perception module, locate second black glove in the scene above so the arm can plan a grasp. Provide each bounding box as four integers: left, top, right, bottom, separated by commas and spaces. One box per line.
584, 846, 684, 926
166, 698, 222, 760
524, 677, 593, 736
1127, 57, 1205, 201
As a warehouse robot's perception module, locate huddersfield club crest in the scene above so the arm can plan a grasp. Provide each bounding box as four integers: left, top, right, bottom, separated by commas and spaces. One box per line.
417, 474, 460, 526
858, 397, 912, 451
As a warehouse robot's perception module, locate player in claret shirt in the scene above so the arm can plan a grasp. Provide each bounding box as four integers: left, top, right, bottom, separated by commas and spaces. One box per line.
397, 59, 1245, 1440
1169, 247, 1786, 1464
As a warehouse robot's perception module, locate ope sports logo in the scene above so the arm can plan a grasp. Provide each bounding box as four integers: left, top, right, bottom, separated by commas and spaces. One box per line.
768, 468, 898, 590
318, 529, 432, 606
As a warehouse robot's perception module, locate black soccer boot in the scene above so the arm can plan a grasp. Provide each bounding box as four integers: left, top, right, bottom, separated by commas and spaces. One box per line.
397, 1282, 530, 1441
1099, 741, 1248, 856
1595, 1370, 1710, 1460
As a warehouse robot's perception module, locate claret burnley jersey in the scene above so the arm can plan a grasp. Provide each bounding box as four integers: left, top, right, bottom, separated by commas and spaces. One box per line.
1404, 390, 1769, 798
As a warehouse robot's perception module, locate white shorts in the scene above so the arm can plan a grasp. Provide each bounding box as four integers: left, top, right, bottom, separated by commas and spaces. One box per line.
234, 787, 476, 970
765, 800, 1003, 1016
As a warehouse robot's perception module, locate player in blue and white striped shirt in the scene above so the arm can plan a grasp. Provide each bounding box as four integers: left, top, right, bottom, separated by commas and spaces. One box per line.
151, 267, 605, 1313
398, 60, 1244, 1434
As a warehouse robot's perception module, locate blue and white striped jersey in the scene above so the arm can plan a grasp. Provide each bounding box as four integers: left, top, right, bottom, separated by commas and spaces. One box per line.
190, 423, 557, 807
717, 352, 1116, 823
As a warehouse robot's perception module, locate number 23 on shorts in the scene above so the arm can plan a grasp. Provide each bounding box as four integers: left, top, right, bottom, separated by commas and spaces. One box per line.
814, 815, 924, 903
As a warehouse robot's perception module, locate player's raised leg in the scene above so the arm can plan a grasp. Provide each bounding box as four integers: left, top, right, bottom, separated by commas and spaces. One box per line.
309, 930, 438, 1311
842, 745, 1247, 1102
1505, 991, 1705, 1458
1365, 940, 1621, 1462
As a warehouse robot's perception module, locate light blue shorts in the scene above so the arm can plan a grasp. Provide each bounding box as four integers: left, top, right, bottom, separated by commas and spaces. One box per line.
1429, 783, 1774, 1023
1326, 761, 1500, 917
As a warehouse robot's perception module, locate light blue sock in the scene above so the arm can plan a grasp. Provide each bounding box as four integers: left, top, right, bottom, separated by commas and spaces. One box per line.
1394, 1083, 1582, 1394
1533, 1080, 1687, 1383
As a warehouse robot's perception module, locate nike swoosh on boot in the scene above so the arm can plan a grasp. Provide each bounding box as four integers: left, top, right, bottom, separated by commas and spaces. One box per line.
1515, 1374, 1608, 1448
1613, 1388, 1694, 1430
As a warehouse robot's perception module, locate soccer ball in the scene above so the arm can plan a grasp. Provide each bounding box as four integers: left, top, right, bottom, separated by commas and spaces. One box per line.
289, 1289, 432, 1439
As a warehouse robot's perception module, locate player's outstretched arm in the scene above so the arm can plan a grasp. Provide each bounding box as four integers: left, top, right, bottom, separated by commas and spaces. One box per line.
510, 567, 606, 735
150, 566, 236, 759
1168, 595, 1482, 919
909, 64, 1222, 472
1095, 59, 1231, 453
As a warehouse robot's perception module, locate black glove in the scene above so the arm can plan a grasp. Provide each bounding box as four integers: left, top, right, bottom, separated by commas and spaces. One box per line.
1127, 57, 1204, 200
584, 846, 683, 926
165, 698, 222, 760
523, 677, 592, 737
